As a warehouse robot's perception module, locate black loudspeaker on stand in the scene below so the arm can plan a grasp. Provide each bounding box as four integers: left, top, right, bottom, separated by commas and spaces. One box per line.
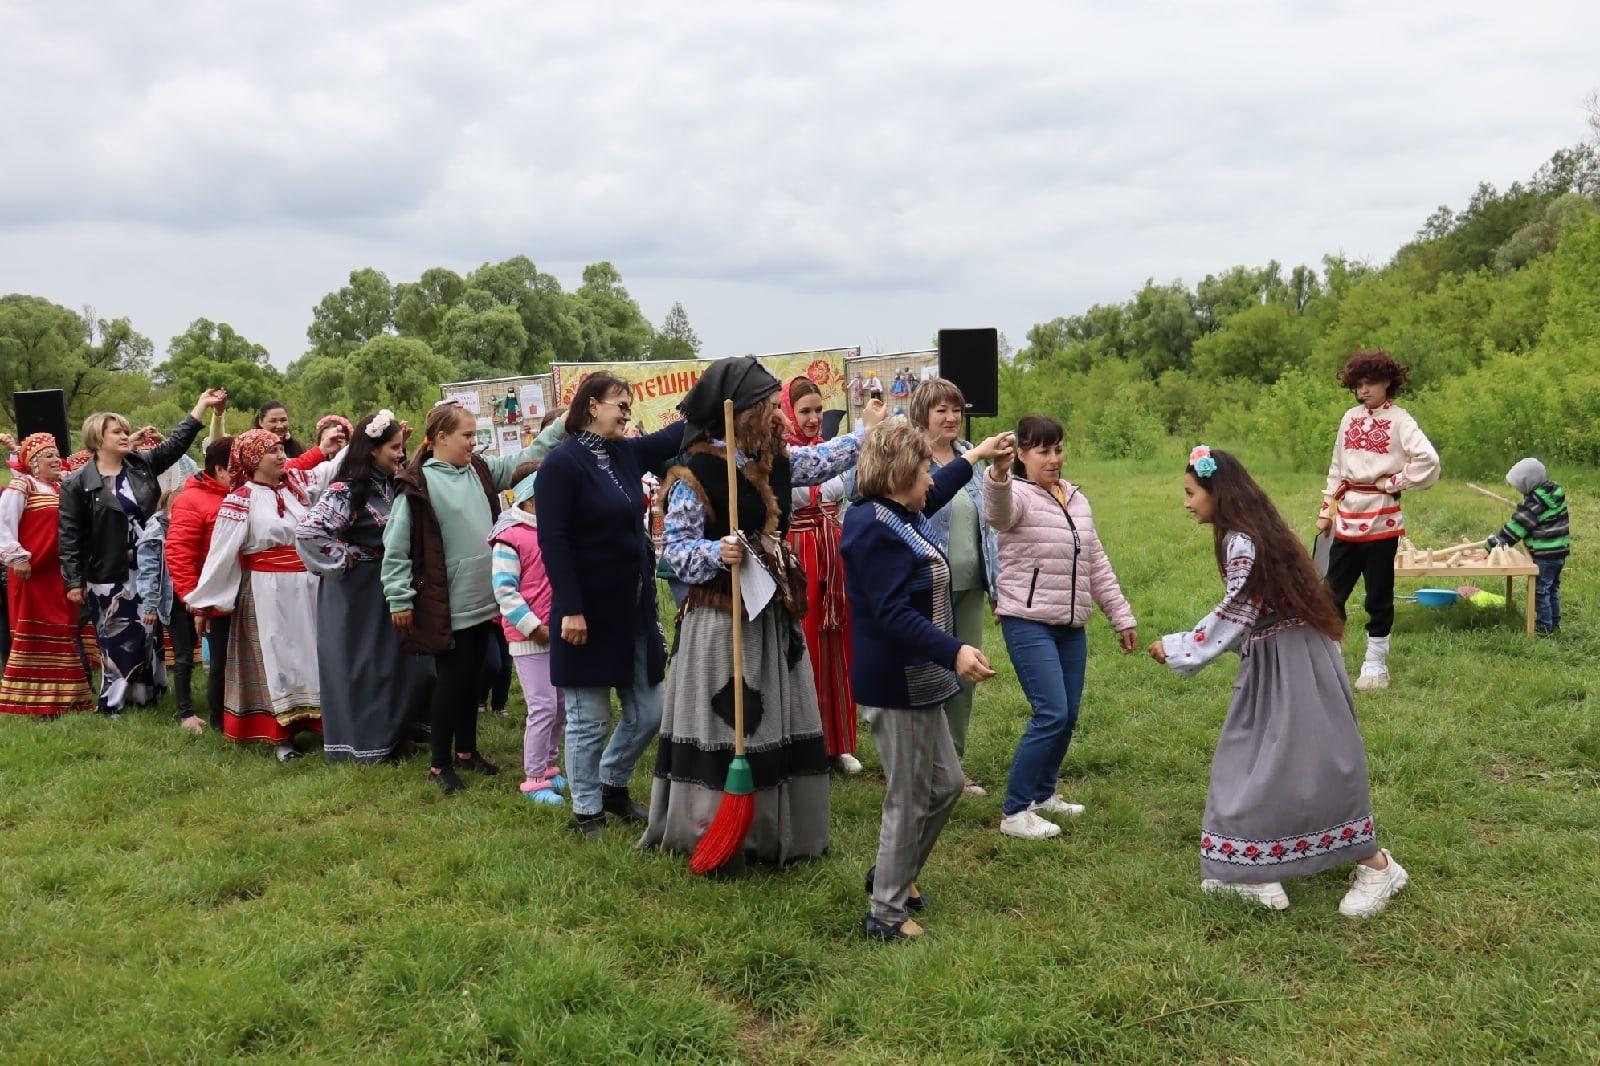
937, 328, 999, 418
13, 389, 71, 459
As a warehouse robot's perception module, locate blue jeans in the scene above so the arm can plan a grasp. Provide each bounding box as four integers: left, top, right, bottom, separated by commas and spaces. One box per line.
561, 633, 664, 817
999, 618, 1087, 816
1535, 557, 1565, 632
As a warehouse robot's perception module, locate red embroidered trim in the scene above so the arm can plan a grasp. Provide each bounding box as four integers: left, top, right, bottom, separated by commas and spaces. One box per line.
1336, 504, 1401, 520
1201, 814, 1375, 867
1343, 416, 1392, 454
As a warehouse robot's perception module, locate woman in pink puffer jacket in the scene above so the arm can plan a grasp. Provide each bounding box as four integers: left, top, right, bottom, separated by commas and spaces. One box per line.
983, 415, 1138, 841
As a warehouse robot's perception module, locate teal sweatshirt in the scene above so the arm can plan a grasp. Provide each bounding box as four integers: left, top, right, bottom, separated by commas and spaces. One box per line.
382, 421, 564, 631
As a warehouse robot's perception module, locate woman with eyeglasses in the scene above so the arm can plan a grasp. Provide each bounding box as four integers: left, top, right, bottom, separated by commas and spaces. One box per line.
533, 372, 686, 839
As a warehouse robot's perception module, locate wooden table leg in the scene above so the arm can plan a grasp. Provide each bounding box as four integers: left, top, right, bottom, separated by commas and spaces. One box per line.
1505, 576, 1514, 619
1525, 575, 1536, 636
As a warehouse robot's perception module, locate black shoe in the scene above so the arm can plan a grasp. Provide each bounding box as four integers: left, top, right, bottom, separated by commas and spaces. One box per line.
457, 752, 501, 775
430, 766, 466, 795
601, 784, 648, 823
864, 865, 927, 911
861, 914, 924, 941
572, 811, 607, 840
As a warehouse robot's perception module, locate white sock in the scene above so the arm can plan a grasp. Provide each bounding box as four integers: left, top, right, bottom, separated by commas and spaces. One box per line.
1364, 635, 1390, 667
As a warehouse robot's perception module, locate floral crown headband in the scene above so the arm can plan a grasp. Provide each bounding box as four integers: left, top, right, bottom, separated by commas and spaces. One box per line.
366, 409, 396, 439
1188, 444, 1217, 478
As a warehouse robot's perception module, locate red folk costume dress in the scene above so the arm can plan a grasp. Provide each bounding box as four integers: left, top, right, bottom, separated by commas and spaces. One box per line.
781, 378, 857, 758
186, 431, 323, 744
0, 436, 95, 716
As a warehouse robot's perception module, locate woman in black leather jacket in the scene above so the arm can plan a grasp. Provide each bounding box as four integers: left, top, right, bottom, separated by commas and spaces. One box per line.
59, 389, 227, 713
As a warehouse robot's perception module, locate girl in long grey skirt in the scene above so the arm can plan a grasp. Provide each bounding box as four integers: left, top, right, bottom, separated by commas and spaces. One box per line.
1148, 446, 1409, 917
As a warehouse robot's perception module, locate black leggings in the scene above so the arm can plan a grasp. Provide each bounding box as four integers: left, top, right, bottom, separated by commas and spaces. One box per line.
1326, 536, 1398, 638
478, 626, 512, 712
166, 608, 197, 720
431, 622, 492, 769
205, 614, 232, 730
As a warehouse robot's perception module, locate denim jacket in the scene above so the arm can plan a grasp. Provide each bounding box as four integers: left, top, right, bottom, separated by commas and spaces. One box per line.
135, 513, 174, 624
925, 440, 1000, 601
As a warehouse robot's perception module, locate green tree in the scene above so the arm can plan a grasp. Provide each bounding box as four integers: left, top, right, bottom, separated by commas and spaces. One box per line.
1126, 280, 1200, 376
0, 296, 153, 423
575, 261, 653, 362
158, 319, 284, 415
440, 303, 529, 375
394, 268, 467, 348
1191, 302, 1314, 383
340, 336, 455, 415
307, 268, 395, 359
649, 301, 701, 360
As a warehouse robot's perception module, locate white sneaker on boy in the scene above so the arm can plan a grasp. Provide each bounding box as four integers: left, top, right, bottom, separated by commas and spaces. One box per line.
1000, 810, 1062, 840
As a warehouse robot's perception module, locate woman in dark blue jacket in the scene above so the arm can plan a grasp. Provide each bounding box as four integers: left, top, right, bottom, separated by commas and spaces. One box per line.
841, 417, 1011, 940
535, 372, 684, 838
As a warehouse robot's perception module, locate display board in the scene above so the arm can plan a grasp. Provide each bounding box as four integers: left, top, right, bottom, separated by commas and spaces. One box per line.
842, 350, 940, 419
437, 373, 554, 457
550, 348, 856, 433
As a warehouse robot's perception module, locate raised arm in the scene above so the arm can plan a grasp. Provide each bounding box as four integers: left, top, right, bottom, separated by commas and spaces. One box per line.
622, 421, 688, 474
485, 420, 568, 489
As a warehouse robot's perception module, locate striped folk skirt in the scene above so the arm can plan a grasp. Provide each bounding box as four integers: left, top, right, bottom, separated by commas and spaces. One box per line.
221, 570, 322, 744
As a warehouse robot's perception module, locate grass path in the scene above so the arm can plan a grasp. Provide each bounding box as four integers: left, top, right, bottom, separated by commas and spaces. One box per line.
2, 463, 1596, 1063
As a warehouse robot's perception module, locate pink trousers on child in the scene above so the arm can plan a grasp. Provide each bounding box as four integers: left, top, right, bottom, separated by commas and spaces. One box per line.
515, 652, 565, 784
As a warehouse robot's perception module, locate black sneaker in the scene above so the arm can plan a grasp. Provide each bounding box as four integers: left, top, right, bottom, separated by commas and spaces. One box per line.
861, 914, 924, 941
572, 811, 606, 840
601, 784, 648, 823
457, 753, 501, 775
430, 766, 466, 795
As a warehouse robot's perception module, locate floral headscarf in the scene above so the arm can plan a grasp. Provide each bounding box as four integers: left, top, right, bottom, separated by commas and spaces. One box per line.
780, 375, 824, 447
15, 432, 61, 474
228, 428, 305, 512
315, 414, 353, 440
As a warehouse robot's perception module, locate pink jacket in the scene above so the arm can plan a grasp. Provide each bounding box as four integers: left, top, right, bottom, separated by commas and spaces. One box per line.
982, 472, 1136, 631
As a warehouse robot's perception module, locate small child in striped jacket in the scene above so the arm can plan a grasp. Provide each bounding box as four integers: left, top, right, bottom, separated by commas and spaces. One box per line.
1485, 457, 1569, 635
488, 466, 566, 805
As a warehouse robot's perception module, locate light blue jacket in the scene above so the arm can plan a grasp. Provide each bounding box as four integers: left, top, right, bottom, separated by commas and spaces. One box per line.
925, 441, 1001, 601
135, 514, 174, 624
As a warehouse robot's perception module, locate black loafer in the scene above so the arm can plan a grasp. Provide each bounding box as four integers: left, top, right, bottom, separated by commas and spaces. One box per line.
430, 766, 466, 795
864, 865, 927, 911
457, 753, 501, 775
572, 812, 606, 840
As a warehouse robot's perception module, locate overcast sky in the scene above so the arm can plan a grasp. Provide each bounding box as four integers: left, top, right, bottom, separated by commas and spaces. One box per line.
3, 1, 1597, 368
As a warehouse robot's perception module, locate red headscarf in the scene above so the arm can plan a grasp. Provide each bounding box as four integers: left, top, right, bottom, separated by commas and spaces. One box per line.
228, 429, 305, 512
12, 432, 60, 475
780, 375, 824, 447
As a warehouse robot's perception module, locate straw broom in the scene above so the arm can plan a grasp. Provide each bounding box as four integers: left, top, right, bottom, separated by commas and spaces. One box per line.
689, 398, 755, 875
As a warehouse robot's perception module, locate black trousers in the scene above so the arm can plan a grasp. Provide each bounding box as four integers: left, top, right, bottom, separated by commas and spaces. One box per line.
166, 608, 197, 720
431, 622, 492, 769
478, 626, 512, 712
1325, 536, 1398, 638
205, 614, 233, 731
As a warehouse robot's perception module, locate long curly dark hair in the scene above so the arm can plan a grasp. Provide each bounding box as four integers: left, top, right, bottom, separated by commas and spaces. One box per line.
1189, 449, 1344, 642
1337, 350, 1410, 397
337, 412, 407, 515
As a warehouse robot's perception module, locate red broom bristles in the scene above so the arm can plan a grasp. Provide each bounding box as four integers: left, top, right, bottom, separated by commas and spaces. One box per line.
689, 791, 755, 875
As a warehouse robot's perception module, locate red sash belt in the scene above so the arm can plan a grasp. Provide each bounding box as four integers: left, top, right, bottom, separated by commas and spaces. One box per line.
1331, 480, 1388, 501
787, 501, 841, 535
243, 546, 305, 573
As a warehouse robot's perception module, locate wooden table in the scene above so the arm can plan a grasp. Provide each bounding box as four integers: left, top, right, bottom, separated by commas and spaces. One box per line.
1394, 547, 1540, 635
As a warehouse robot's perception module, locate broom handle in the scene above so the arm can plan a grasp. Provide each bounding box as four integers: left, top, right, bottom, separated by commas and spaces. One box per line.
723, 399, 745, 760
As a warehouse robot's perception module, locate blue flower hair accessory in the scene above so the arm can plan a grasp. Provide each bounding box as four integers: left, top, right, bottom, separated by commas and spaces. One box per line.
1189, 444, 1217, 478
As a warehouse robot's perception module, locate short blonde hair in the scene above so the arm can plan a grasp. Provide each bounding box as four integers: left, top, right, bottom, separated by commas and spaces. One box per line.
81, 412, 131, 453
908, 376, 965, 430
856, 417, 933, 499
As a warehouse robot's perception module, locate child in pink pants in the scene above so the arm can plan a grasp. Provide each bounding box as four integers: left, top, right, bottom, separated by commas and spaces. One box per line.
489, 470, 566, 805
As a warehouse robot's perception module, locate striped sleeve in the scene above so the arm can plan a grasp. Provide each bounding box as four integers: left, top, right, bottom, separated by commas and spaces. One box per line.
492, 543, 538, 635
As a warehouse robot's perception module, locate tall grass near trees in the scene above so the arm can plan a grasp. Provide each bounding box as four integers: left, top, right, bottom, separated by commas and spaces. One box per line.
2, 462, 1595, 1063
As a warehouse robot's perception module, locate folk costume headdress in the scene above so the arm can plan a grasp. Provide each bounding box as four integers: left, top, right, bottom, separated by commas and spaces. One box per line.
676, 356, 781, 450
779, 374, 824, 448
15, 432, 61, 475
228, 428, 307, 512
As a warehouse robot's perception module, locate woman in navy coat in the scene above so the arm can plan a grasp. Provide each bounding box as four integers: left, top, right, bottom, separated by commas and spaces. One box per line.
535, 372, 685, 838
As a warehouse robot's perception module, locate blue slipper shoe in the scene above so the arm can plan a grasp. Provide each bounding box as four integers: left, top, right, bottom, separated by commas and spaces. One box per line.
523, 788, 564, 807
550, 774, 568, 793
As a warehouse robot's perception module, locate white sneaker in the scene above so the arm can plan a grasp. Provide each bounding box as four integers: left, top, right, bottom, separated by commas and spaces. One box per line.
1355, 663, 1390, 690
962, 776, 987, 796
1339, 849, 1408, 917
1000, 809, 1062, 840
833, 753, 864, 775
1201, 879, 1289, 910
1030, 795, 1086, 818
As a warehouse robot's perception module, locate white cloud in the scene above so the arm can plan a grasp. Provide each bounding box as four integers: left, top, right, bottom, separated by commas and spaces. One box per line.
1, 0, 1596, 365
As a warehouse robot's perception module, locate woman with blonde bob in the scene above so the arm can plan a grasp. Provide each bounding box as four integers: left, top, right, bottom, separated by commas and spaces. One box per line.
841, 417, 1013, 940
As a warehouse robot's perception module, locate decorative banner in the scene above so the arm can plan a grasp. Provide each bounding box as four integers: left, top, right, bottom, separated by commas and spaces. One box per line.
439, 374, 553, 429
551, 348, 856, 434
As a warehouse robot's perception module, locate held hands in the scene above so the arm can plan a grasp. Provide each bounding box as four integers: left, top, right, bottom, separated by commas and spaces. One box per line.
141, 613, 157, 628
190, 388, 228, 420
191, 607, 211, 638
719, 534, 745, 566
1145, 639, 1167, 664
1117, 627, 1139, 655
968, 431, 1014, 468
955, 644, 995, 683
1315, 516, 1332, 533
8, 561, 30, 581
530, 624, 549, 645
860, 398, 888, 428
67, 587, 85, 605
0, 433, 15, 453
562, 614, 588, 646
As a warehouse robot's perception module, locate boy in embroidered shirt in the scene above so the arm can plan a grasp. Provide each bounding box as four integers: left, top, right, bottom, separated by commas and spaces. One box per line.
1484, 457, 1568, 635
1316, 350, 1440, 690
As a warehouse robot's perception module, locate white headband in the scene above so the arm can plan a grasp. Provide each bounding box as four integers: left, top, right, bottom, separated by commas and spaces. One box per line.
366, 409, 396, 438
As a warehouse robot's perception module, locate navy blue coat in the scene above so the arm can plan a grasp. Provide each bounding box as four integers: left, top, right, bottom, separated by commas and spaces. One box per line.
535, 424, 685, 689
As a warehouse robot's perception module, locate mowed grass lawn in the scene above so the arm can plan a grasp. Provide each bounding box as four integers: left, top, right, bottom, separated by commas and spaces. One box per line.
2, 460, 1596, 1064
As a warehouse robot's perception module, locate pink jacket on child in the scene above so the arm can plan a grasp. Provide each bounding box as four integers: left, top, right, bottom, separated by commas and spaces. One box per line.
981, 471, 1136, 632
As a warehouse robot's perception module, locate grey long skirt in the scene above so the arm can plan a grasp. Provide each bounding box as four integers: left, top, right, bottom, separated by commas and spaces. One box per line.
1201, 622, 1381, 883
639, 601, 831, 864
317, 559, 434, 763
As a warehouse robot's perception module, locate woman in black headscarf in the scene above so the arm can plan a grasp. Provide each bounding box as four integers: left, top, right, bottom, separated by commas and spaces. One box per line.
640, 357, 884, 865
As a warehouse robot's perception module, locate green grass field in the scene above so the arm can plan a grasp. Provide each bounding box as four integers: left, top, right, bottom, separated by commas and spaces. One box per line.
2, 461, 1596, 1064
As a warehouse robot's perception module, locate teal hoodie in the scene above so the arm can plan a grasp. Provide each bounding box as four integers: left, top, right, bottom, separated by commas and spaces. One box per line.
382, 421, 563, 631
